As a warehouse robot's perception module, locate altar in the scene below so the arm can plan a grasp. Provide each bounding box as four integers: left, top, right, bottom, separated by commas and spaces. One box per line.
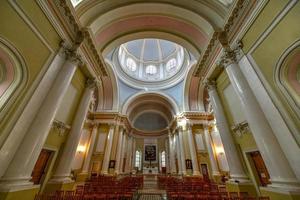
143, 167, 159, 174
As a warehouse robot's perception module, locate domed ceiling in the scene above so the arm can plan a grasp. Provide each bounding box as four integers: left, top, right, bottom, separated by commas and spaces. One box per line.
118, 39, 184, 82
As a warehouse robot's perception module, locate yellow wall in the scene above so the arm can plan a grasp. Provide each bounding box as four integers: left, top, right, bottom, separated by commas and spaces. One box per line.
242, 0, 300, 134
0, 0, 60, 139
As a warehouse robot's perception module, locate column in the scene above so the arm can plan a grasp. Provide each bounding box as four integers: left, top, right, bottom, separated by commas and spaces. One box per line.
222, 50, 300, 189
178, 127, 187, 175
207, 81, 248, 182
50, 80, 96, 182
81, 123, 98, 174
0, 49, 65, 178
204, 125, 220, 176
131, 138, 136, 172
175, 133, 183, 174
168, 133, 176, 174
119, 133, 127, 173
125, 137, 132, 173
187, 124, 201, 176
114, 126, 124, 174
0, 50, 80, 188
101, 125, 115, 174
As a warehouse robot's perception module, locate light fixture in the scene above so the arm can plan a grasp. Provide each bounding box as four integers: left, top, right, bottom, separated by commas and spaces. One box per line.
77, 145, 86, 154
215, 146, 225, 155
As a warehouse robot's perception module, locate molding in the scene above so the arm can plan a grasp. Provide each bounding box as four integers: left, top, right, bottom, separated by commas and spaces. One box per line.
51, 120, 71, 137
231, 121, 249, 138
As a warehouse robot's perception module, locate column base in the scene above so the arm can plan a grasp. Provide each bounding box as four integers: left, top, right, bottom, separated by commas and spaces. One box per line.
44, 180, 75, 193
226, 181, 257, 197
0, 184, 39, 200
192, 171, 202, 177
212, 174, 222, 183
260, 186, 300, 200
76, 172, 89, 183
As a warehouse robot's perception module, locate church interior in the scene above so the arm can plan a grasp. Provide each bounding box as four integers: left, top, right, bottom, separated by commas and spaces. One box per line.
0, 0, 300, 199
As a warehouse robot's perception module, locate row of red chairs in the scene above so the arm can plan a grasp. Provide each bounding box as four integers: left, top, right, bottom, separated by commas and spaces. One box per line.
35, 175, 143, 200
158, 176, 270, 200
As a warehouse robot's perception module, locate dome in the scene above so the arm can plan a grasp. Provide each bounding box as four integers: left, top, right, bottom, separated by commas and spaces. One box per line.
118, 39, 185, 82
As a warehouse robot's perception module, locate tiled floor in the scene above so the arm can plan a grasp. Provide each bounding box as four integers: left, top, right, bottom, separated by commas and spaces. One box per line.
137, 175, 167, 200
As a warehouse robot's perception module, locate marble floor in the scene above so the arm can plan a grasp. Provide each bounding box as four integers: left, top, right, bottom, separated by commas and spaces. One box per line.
137, 175, 167, 200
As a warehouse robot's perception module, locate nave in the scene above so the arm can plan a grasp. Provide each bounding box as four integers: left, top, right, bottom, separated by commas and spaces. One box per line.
34, 174, 271, 200
1, 1, 300, 200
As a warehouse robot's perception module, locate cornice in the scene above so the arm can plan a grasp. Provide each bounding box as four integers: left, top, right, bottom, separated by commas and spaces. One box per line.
193, 0, 257, 78
39, 0, 108, 77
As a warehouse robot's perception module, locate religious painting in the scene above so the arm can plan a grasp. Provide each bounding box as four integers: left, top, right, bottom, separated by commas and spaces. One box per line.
144, 145, 156, 162
109, 160, 115, 169
186, 159, 193, 169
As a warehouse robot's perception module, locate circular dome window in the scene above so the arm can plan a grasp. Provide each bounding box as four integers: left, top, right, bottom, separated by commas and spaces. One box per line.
126, 58, 137, 71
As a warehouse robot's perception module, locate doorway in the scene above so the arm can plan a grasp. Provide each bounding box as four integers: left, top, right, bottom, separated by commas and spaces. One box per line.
249, 151, 270, 186
31, 149, 53, 185
200, 163, 209, 181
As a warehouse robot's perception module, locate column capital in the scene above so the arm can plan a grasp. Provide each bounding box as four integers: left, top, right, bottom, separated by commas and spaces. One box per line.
85, 78, 97, 89
59, 41, 83, 65
204, 80, 217, 91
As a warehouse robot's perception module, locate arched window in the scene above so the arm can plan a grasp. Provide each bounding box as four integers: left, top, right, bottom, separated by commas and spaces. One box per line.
145, 65, 157, 75
126, 58, 137, 72
161, 151, 166, 167
135, 150, 142, 170
166, 58, 177, 72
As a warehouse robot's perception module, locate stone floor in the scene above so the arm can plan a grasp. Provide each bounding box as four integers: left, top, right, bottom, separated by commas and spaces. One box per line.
137, 175, 167, 200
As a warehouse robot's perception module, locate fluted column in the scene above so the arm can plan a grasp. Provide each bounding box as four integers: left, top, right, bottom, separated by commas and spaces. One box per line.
0, 49, 80, 188
178, 127, 187, 175
222, 50, 300, 189
50, 79, 96, 182
125, 137, 132, 173
207, 81, 248, 182
175, 133, 182, 174
187, 124, 201, 176
114, 127, 124, 174
101, 125, 115, 174
81, 123, 98, 174
168, 132, 176, 174
204, 125, 220, 176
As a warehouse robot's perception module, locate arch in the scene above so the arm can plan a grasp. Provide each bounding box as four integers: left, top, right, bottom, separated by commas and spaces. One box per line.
0, 37, 27, 120
275, 40, 300, 119
102, 31, 200, 59
183, 62, 205, 111
101, 59, 119, 110
121, 91, 180, 116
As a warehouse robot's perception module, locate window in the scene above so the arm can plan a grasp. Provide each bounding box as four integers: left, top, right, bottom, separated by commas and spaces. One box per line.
135, 151, 142, 170
126, 58, 137, 71
166, 58, 177, 72
145, 65, 157, 75
161, 151, 166, 167
71, 0, 83, 7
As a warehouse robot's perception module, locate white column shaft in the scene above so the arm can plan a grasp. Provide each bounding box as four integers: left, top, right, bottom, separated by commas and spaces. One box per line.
0, 51, 65, 177
169, 134, 176, 174
187, 126, 200, 176
114, 128, 124, 174
81, 124, 98, 173
225, 61, 299, 188
101, 125, 115, 174
119, 134, 127, 173
51, 84, 94, 182
178, 129, 187, 175
175, 134, 182, 174
0, 58, 77, 187
208, 85, 248, 181
204, 127, 220, 176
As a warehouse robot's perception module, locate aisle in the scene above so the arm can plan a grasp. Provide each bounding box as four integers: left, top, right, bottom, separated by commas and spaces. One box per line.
137, 175, 167, 200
